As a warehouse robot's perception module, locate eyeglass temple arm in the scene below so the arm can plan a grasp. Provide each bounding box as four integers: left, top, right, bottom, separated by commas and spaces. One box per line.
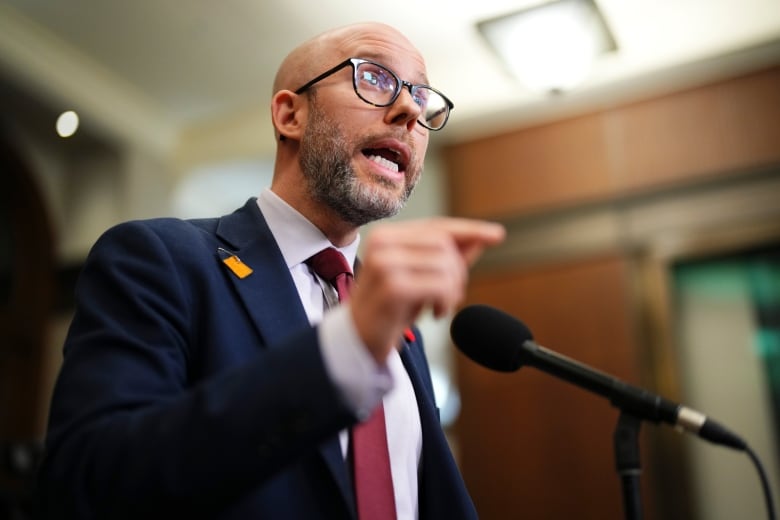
293, 60, 352, 94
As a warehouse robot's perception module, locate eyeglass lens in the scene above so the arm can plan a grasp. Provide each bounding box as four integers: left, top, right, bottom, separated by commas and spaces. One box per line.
354, 61, 449, 130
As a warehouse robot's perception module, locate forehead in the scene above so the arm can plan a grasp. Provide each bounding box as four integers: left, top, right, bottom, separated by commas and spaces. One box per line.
335, 28, 428, 83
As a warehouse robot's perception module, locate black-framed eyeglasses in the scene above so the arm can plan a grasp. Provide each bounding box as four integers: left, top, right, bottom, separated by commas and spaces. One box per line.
294, 57, 454, 131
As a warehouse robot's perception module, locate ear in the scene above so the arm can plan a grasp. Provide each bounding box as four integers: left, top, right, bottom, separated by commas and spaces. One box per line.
271, 90, 305, 142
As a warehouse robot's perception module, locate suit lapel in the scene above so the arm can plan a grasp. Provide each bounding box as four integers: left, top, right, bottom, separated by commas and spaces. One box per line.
215, 199, 310, 346
399, 339, 439, 431
401, 337, 478, 519
214, 199, 356, 516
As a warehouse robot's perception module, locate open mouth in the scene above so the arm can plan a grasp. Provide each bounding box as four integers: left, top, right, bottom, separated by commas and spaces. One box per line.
362, 147, 408, 174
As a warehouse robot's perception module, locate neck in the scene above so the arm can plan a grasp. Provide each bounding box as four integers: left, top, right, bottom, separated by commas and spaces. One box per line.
269, 184, 360, 247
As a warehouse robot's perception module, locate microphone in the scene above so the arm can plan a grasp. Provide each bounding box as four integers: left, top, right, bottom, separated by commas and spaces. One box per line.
450, 304, 746, 451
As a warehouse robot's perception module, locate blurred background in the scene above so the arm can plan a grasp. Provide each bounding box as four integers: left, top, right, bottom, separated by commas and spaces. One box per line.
1, 0, 779, 518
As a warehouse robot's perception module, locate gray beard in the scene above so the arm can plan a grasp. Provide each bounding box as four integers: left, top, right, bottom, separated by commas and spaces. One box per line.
298, 99, 417, 227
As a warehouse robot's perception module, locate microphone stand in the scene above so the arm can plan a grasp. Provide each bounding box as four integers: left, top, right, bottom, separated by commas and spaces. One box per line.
613, 412, 643, 520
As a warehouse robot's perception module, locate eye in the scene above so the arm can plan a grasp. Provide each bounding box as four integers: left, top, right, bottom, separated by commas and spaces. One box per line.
357, 64, 396, 92
411, 87, 430, 109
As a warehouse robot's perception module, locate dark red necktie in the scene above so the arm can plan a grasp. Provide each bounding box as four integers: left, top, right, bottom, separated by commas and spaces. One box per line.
306, 248, 397, 520
306, 247, 354, 303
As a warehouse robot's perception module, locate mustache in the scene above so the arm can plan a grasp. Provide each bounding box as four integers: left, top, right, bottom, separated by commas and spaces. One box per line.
356, 131, 414, 151
356, 132, 420, 171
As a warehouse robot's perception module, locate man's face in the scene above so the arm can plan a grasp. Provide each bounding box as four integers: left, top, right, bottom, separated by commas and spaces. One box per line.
295, 32, 430, 227
298, 93, 424, 227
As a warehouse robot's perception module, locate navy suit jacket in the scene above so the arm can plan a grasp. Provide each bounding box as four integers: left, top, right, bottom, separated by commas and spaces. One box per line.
37, 199, 477, 519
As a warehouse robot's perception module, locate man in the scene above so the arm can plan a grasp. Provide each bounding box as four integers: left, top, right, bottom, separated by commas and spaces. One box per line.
36, 22, 504, 519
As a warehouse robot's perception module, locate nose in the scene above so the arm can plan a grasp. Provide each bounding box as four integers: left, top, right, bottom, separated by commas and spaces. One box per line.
385, 82, 424, 132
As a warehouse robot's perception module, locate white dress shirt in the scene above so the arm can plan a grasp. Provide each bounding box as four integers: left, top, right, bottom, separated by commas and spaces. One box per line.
256, 189, 422, 519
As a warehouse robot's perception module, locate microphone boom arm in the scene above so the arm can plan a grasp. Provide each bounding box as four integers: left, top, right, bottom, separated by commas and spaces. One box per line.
521, 340, 746, 450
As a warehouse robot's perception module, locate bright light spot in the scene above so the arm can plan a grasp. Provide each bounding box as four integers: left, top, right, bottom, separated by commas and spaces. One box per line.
56, 110, 79, 138
505, 6, 598, 92
479, 0, 615, 94
430, 366, 461, 427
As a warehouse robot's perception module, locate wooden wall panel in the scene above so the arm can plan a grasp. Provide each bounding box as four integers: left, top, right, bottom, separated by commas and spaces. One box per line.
716, 67, 780, 167
445, 113, 613, 219
443, 66, 780, 220
455, 254, 652, 519
608, 86, 728, 191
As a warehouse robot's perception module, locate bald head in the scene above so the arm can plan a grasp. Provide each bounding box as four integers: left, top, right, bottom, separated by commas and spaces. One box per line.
272, 22, 425, 95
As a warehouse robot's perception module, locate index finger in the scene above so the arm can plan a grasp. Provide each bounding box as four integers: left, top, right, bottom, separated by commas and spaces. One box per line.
428, 217, 506, 265
430, 217, 506, 244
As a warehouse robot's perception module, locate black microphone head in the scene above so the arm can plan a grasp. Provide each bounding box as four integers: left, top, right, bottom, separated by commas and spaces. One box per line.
450, 304, 533, 372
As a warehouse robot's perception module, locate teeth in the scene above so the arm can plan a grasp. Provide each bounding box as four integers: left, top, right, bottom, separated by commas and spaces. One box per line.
368, 154, 399, 173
